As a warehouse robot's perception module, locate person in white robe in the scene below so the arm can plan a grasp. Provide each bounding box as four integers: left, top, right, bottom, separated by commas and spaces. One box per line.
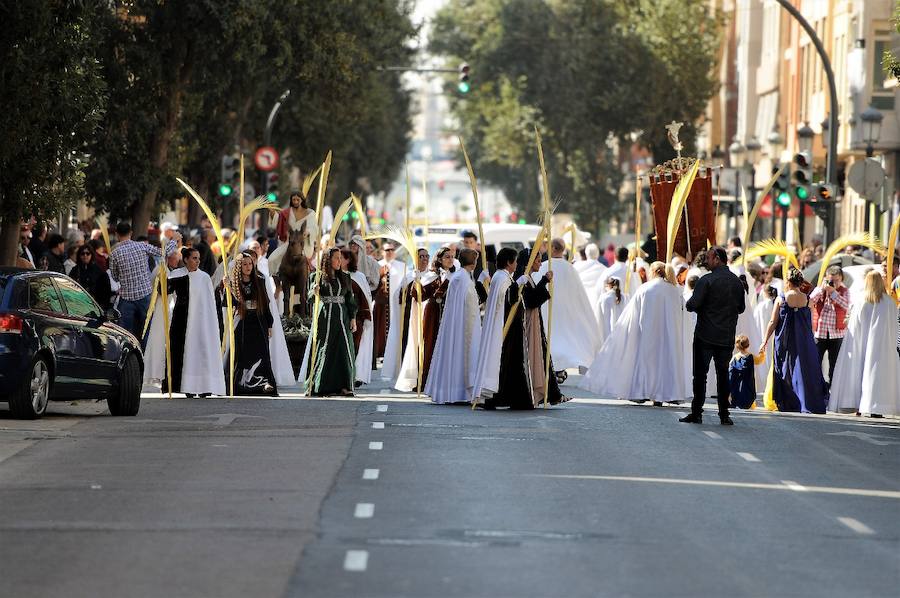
347, 253, 375, 385
382, 250, 425, 382
162, 249, 226, 396
595, 276, 627, 348
471, 248, 518, 402
753, 284, 778, 391
595, 246, 642, 305
829, 270, 900, 416
424, 249, 483, 404
575, 243, 606, 313
142, 255, 180, 392
536, 238, 601, 373
581, 262, 687, 404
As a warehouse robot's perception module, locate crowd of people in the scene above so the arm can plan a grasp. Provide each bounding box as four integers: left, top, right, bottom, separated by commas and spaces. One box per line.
14, 208, 900, 422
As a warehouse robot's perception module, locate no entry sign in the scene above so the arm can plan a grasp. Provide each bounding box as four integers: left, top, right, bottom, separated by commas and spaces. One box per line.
254, 146, 280, 172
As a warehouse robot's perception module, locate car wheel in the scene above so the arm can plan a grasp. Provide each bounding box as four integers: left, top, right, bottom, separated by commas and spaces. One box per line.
10, 356, 51, 419
108, 353, 141, 416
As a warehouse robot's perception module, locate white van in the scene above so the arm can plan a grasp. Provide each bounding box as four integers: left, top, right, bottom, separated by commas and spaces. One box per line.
410, 222, 543, 264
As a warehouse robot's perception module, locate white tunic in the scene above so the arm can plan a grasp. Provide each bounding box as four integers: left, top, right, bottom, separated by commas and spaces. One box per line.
581, 278, 687, 402
753, 297, 777, 390
595, 289, 627, 347
829, 296, 900, 416
536, 258, 601, 370
471, 269, 514, 401
395, 271, 439, 392
595, 261, 642, 303
424, 269, 482, 404
349, 270, 374, 384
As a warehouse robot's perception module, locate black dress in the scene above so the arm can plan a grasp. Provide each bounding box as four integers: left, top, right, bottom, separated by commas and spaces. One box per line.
233, 275, 277, 395
162, 275, 190, 393
491, 275, 563, 409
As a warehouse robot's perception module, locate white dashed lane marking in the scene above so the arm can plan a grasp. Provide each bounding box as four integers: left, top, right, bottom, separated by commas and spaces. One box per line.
737, 452, 760, 462
837, 517, 875, 535
354, 503, 375, 519
376, 404, 388, 412
703, 431, 722, 439
372, 422, 384, 429
343, 550, 368, 571
369, 441, 383, 450
363, 468, 380, 480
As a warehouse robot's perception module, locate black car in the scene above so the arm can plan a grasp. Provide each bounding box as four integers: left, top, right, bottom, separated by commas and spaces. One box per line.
0, 268, 143, 418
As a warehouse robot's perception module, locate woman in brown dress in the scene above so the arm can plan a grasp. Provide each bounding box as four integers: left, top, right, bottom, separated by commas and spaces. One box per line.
415, 246, 455, 389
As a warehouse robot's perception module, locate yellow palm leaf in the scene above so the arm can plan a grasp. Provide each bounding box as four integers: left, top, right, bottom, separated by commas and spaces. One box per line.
886, 213, 899, 299
741, 164, 785, 262
666, 158, 702, 263
96, 213, 112, 256
746, 239, 801, 280
816, 232, 887, 286
459, 136, 489, 278
351, 193, 367, 236
315, 152, 332, 233
233, 196, 279, 264
369, 224, 418, 263
302, 164, 323, 199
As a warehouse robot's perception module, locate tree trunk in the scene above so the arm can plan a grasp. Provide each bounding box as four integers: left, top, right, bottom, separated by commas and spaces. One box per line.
130, 44, 194, 236
0, 216, 21, 267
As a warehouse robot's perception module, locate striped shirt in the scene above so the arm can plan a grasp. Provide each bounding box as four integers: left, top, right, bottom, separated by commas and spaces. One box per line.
109, 239, 177, 301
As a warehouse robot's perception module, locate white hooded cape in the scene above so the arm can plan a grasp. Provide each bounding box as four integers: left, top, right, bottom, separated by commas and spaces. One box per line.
596, 261, 642, 305
424, 268, 482, 404
142, 266, 175, 391
576, 261, 606, 313
536, 258, 600, 370
581, 278, 687, 402
753, 297, 776, 390
381, 266, 413, 382
471, 269, 514, 401
829, 297, 900, 415
349, 270, 374, 384
395, 271, 439, 392
735, 291, 762, 370
595, 289, 627, 348
144, 268, 225, 395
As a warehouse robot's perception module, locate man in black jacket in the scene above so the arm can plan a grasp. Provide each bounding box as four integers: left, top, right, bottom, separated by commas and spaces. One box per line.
681, 246, 745, 425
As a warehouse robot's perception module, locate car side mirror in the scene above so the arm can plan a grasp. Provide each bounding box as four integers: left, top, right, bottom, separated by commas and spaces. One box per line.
104, 307, 121, 323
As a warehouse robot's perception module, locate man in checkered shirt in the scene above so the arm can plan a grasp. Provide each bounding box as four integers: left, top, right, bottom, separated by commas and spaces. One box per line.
109, 221, 179, 342
809, 265, 851, 383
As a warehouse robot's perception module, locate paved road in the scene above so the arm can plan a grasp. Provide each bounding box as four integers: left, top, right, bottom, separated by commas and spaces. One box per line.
1, 378, 898, 597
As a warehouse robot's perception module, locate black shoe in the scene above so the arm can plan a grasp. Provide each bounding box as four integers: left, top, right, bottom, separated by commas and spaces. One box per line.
652, 401, 663, 407
679, 413, 702, 424
354, 381, 363, 388
719, 416, 734, 425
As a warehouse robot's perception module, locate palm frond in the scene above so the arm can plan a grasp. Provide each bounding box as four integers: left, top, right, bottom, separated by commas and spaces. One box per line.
742, 164, 785, 262
817, 232, 886, 285
315, 151, 332, 229
886, 214, 899, 299
370, 224, 418, 263
665, 158, 701, 263
302, 164, 323, 199
745, 239, 801, 273
351, 193, 367, 236
327, 196, 356, 248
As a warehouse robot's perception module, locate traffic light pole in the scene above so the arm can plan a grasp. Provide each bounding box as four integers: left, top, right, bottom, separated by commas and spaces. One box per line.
775, 0, 839, 243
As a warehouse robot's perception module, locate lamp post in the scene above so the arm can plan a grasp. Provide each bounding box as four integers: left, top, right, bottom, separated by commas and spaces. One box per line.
768, 127, 784, 237
860, 105, 884, 158
796, 123, 815, 246
728, 136, 746, 238
744, 136, 762, 241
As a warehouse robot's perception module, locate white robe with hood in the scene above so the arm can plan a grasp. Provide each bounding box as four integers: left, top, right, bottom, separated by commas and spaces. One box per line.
829, 296, 900, 415
395, 271, 439, 392
424, 268, 482, 404
471, 269, 514, 401
349, 270, 374, 384
581, 278, 688, 402
536, 257, 600, 370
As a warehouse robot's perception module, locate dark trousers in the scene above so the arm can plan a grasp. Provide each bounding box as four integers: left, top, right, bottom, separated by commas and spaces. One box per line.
816, 337, 842, 382
691, 338, 732, 418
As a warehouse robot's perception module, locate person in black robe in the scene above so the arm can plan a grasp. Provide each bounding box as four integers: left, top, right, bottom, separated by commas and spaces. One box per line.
488, 249, 564, 409
230, 252, 277, 396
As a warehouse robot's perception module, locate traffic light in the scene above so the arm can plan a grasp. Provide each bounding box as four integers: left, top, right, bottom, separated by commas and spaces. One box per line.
792, 152, 812, 201
772, 163, 792, 208
458, 63, 471, 94
265, 172, 279, 202
813, 183, 837, 202
219, 154, 239, 197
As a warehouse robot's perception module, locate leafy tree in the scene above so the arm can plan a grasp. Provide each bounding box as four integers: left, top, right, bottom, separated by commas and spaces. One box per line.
430, 0, 721, 234
883, 3, 900, 80
0, 1, 107, 265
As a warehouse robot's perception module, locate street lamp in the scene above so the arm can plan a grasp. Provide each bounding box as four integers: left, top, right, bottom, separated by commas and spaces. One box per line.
820, 117, 830, 151
711, 145, 726, 163
745, 136, 762, 212
860, 105, 884, 157
797, 122, 815, 154
728, 136, 746, 167
767, 126, 784, 160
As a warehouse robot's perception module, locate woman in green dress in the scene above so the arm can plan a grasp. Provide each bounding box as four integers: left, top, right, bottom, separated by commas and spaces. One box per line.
304, 247, 358, 396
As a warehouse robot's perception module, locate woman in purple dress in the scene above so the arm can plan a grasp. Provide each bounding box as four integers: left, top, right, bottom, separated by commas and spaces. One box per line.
758, 268, 828, 413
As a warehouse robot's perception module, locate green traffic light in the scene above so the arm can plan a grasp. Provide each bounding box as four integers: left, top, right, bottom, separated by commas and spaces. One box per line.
794, 186, 809, 200
265, 192, 277, 202
218, 184, 233, 197
457, 81, 470, 94
776, 191, 791, 207
350, 210, 358, 218
341, 213, 350, 221
517, 218, 526, 224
